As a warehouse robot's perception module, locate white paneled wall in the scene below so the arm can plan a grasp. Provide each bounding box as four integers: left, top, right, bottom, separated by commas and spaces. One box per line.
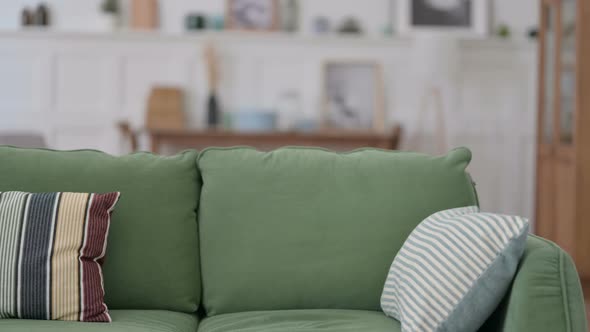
0, 30, 537, 219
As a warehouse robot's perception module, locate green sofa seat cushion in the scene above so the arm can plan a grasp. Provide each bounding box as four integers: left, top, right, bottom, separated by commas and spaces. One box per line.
0, 147, 201, 313
197, 309, 400, 332
0, 310, 199, 332
198, 147, 478, 315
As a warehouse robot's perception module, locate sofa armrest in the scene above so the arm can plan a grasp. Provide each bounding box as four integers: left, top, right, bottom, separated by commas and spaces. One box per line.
480, 235, 588, 332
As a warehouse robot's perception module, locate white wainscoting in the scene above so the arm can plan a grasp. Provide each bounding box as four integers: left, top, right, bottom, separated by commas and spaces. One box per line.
0, 30, 537, 219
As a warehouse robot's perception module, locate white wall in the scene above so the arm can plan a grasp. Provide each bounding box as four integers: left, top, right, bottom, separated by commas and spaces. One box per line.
0, 0, 538, 39
0, 1, 540, 218
0, 31, 537, 219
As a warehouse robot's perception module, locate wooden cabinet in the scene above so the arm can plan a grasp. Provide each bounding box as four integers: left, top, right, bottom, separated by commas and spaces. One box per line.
536, 0, 590, 284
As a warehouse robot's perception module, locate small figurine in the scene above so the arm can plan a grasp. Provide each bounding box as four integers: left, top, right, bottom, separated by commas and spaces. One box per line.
21, 7, 34, 27
34, 3, 50, 26
338, 17, 363, 35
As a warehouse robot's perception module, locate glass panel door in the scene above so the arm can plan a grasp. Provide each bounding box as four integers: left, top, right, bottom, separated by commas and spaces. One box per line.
560, 0, 576, 144
542, 2, 557, 143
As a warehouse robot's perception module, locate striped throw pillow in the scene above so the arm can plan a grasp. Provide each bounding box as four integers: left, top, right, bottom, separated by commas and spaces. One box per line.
0, 191, 120, 322
381, 206, 529, 332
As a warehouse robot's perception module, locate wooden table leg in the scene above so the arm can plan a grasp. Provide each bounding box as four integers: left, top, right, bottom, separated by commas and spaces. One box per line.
150, 135, 160, 154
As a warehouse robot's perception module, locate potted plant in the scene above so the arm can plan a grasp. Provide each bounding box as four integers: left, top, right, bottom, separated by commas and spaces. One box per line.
98, 0, 119, 31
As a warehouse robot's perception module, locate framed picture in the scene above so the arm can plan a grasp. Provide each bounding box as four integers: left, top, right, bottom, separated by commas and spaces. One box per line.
322, 61, 385, 132
398, 0, 489, 36
226, 0, 278, 31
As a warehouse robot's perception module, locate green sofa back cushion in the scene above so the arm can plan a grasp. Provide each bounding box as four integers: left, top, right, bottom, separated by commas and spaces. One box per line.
198, 147, 478, 315
0, 147, 201, 313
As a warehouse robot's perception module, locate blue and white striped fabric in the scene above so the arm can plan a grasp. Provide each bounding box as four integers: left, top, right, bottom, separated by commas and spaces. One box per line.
381, 206, 529, 332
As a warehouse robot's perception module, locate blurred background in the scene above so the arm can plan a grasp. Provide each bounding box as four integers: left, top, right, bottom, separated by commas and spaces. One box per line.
0, 1, 588, 298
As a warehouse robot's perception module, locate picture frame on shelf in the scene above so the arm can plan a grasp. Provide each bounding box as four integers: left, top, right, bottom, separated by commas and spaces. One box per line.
322, 61, 385, 133
397, 0, 489, 37
226, 0, 279, 31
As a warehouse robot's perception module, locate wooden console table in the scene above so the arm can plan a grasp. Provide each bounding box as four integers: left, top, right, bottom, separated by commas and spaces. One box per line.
149, 126, 401, 153
119, 123, 402, 153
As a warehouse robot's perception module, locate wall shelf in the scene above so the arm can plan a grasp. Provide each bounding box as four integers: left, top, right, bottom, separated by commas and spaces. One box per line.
0, 29, 536, 51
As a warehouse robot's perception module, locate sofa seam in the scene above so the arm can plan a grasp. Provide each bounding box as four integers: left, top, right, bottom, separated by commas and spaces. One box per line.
196, 146, 473, 167
529, 233, 561, 248
0, 144, 198, 158
525, 235, 574, 331
196, 146, 399, 165
520, 235, 575, 331
559, 249, 573, 332
465, 172, 480, 208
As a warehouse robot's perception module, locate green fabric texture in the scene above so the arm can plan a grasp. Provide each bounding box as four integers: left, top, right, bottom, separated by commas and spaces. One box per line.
480, 235, 588, 332
197, 309, 400, 332
198, 147, 478, 315
0, 310, 199, 332
0, 147, 201, 313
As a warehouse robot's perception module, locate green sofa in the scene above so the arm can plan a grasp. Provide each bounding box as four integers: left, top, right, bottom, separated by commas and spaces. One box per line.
0, 146, 586, 332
